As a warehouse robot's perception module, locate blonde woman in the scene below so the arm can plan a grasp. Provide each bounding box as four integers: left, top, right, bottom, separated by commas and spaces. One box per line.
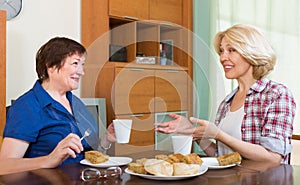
155, 24, 295, 165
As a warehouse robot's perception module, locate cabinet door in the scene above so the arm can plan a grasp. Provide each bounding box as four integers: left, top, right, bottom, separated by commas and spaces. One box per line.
149, 0, 182, 25
114, 67, 155, 114
113, 113, 154, 155
155, 69, 188, 112
109, 0, 149, 20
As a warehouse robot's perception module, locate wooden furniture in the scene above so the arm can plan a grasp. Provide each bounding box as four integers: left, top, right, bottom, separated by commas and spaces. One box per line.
0, 11, 6, 147
0, 150, 297, 185
81, 0, 193, 155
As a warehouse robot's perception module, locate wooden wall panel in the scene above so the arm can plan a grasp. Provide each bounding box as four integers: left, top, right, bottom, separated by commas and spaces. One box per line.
0, 10, 6, 147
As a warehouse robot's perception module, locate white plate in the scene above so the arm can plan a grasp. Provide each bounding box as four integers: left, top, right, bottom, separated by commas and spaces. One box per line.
124, 164, 208, 180
202, 157, 239, 169
80, 157, 132, 168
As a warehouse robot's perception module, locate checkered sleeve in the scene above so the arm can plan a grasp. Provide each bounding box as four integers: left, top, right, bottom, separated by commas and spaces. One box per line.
260, 85, 296, 156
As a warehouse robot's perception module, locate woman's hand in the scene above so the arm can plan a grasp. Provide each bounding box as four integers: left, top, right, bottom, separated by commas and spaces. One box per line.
189, 117, 221, 139
154, 114, 196, 135
44, 133, 83, 168
106, 123, 116, 143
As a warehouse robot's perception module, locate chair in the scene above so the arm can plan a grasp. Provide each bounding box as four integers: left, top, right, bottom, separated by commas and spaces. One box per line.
288, 134, 300, 164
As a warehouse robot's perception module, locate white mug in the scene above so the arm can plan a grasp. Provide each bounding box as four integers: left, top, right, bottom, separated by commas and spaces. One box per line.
113, 119, 132, 143
171, 135, 193, 155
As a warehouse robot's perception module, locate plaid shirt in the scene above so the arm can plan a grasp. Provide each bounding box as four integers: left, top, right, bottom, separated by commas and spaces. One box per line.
215, 78, 296, 164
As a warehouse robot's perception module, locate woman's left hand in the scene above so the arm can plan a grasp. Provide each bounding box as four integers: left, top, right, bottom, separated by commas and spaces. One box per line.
189, 117, 221, 139
106, 123, 116, 143
155, 113, 196, 135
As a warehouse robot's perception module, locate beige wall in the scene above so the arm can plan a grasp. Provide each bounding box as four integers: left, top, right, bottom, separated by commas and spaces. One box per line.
6, 0, 81, 105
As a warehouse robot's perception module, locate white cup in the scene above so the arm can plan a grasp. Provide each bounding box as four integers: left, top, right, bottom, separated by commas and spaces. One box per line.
171, 135, 193, 155
160, 57, 167, 65
113, 119, 132, 143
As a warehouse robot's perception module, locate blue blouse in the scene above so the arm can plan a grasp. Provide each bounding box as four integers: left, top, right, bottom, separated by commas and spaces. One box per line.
4, 80, 98, 165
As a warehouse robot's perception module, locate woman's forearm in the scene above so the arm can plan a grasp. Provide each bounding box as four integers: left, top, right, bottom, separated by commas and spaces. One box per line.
195, 139, 216, 156
216, 131, 282, 164
0, 156, 48, 175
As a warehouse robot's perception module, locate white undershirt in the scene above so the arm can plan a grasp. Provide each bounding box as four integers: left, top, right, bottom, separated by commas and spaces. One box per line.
217, 106, 244, 156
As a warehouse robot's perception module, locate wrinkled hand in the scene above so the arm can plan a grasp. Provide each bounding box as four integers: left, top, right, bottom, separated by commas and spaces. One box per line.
154, 114, 196, 135
45, 133, 83, 168
189, 117, 221, 139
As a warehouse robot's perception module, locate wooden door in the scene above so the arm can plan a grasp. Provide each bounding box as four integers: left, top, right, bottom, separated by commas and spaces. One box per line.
155, 69, 188, 112
149, 0, 183, 25
114, 67, 155, 114
109, 0, 149, 20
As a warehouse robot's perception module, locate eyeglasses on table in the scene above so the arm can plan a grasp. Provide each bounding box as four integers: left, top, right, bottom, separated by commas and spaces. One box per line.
81, 166, 123, 182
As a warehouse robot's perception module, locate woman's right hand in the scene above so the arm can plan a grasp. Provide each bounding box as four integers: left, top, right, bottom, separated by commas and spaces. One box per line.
44, 133, 83, 168
154, 113, 196, 135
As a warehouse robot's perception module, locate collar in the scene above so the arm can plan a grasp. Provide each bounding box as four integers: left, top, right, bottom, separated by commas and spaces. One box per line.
225, 78, 270, 103
32, 80, 73, 108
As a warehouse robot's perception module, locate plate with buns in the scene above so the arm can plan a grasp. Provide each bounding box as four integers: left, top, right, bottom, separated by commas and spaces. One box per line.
202, 152, 242, 169
125, 153, 208, 180
80, 150, 132, 168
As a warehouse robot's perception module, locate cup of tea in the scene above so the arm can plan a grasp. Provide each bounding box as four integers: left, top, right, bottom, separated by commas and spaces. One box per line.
113, 119, 132, 143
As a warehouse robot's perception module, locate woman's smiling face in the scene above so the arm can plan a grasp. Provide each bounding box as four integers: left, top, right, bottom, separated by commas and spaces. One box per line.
48, 53, 85, 92
219, 37, 253, 80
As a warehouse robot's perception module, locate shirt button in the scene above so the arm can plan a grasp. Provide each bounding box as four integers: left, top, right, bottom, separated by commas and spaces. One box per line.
242, 128, 246, 132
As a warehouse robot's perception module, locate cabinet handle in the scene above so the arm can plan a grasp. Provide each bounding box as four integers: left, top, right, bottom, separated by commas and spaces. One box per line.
129, 68, 144, 71
130, 114, 144, 117
160, 22, 173, 27
124, 16, 138, 21
167, 70, 180, 73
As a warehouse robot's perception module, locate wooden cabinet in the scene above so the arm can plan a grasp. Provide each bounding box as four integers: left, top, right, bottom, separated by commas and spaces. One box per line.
155, 69, 188, 112
109, 0, 149, 20
110, 113, 154, 155
114, 67, 155, 114
0, 11, 6, 147
81, 0, 193, 155
109, 0, 183, 25
98, 63, 188, 155
149, 0, 183, 25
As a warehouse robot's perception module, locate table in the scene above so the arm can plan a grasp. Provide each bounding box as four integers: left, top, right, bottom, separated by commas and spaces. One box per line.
0, 151, 299, 185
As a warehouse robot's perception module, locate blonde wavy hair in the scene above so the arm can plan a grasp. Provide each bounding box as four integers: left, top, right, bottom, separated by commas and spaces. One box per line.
214, 24, 276, 80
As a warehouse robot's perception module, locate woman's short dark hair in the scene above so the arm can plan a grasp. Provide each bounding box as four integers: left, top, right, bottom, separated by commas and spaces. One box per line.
36, 37, 86, 81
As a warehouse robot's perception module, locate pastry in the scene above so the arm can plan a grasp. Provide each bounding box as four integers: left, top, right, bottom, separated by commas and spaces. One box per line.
84, 150, 109, 164
168, 153, 185, 163
128, 162, 147, 174
217, 152, 242, 166
144, 159, 173, 176
173, 163, 200, 176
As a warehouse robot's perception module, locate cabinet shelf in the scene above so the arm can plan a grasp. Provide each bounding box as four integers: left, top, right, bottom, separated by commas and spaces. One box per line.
81, 0, 193, 155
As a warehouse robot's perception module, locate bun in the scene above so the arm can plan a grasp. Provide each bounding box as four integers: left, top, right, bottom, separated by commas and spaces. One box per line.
217, 152, 242, 166
128, 162, 147, 174
136, 158, 148, 165
183, 153, 203, 165
128, 153, 204, 176
173, 163, 200, 176
168, 153, 185, 163
144, 159, 173, 176
84, 150, 109, 164
155, 154, 169, 161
